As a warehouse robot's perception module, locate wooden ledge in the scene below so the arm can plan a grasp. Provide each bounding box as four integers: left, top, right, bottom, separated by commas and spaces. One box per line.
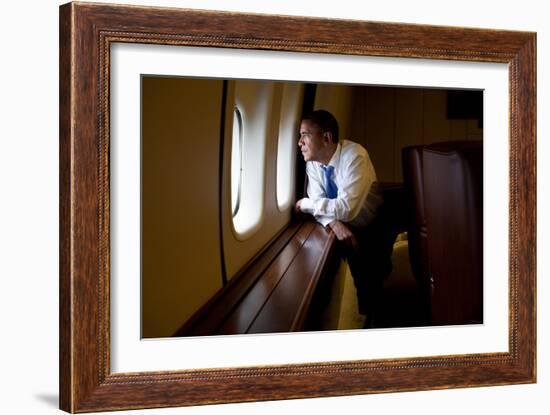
175, 219, 338, 337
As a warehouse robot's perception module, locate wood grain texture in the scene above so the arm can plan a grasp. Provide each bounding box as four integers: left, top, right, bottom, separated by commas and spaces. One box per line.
175, 221, 304, 336
59, 2, 537, 412
218, 222, 316, 334
59, 3, 73, 412
176, 220, 336, 336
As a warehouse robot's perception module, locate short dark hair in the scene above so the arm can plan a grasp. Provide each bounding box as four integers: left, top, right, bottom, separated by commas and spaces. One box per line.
302, 110, 339, 143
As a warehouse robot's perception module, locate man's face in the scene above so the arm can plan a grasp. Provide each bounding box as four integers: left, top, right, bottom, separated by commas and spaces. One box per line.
298, 120, 326, 163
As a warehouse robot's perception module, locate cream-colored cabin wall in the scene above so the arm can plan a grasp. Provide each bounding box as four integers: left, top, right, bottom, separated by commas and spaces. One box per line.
141, 77, 224, 338
314, 84, 354, 141
229, 81, 272, 238
350, 86, 483, 183
277, 83, 303, 211
222, 81, 303, 280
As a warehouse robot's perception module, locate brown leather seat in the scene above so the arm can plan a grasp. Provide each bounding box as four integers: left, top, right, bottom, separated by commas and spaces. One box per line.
402, 146, 431, 324
402, 141, 483, 326
402, 147, 429, 285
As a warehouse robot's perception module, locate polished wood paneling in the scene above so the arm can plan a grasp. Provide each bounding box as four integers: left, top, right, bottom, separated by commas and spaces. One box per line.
362, 87, 395, 180
395, 88, 423, 180
175, 221, 303, 336
423, 89, 451, 144
218, 222, 316, 334
450, 119, 468, 140
467, 119, 483, 139
351, 86, 482, 183
177, 220, 337, 336
248, 223, 335, 333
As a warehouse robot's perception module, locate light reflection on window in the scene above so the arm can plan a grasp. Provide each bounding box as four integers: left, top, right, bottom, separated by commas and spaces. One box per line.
231, 107, 243, 217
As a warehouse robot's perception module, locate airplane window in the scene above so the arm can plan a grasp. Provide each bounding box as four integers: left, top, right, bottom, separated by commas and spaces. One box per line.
231, 107, 243, 216
230, 82, 272, 238
276, 84, 303, 211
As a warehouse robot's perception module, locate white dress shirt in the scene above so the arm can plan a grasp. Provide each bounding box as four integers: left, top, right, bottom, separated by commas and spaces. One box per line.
299, 139, 382, 227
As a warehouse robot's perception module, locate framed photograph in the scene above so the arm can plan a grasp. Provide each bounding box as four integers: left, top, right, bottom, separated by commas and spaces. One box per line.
59, 2, 536, 412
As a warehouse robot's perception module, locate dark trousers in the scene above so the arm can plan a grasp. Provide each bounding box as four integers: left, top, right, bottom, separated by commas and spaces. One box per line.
343, 212, 397, 322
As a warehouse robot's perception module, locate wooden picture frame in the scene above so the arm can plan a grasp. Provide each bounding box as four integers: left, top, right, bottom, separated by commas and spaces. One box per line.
59, 2, 536, 412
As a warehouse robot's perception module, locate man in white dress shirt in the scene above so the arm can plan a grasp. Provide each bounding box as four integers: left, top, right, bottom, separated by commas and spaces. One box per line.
296, 110, 392, 326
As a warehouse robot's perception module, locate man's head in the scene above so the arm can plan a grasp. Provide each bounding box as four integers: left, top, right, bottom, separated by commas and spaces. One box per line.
298, 110, 339, 164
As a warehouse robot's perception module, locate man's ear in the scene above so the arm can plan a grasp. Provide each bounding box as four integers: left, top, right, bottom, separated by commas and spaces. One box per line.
323, 131, 334, 145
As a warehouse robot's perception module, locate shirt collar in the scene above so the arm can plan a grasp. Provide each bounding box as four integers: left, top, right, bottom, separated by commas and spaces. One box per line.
326, 141, 342, 169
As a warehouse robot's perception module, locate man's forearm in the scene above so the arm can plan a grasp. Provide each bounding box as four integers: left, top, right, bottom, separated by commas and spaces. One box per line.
296, 197, 333, 226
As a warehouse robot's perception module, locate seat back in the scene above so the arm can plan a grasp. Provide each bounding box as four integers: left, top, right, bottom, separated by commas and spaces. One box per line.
402, 141, 483, 326
402, 146, 430, 324
423, 141, 483, 325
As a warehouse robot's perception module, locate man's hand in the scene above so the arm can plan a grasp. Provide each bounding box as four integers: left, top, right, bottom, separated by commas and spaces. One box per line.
328, 220, 357, 250
295, 198, 305, 213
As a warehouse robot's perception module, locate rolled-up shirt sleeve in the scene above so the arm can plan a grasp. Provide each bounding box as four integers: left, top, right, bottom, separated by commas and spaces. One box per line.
300, 149, 374, 227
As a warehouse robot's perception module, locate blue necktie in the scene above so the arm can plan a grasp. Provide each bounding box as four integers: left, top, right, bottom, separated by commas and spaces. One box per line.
321, 165, 338, 199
